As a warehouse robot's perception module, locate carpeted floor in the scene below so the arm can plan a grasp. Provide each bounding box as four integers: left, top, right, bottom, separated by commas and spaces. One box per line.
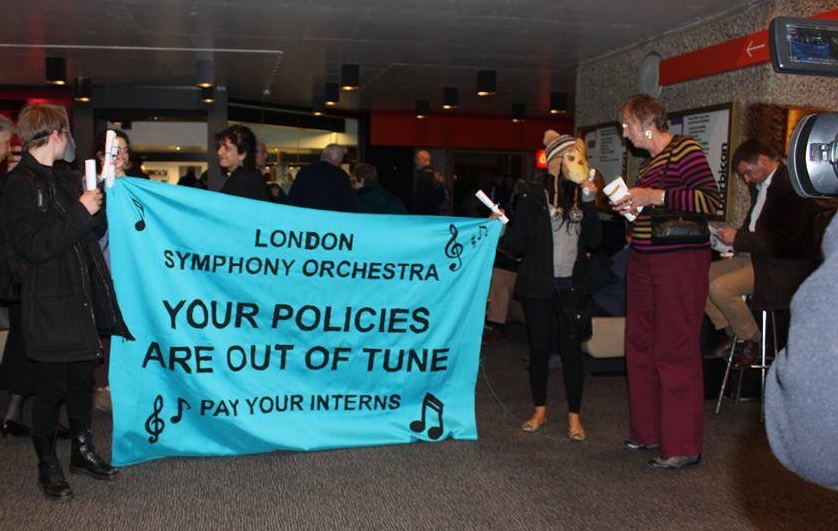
1, 322, 836, 530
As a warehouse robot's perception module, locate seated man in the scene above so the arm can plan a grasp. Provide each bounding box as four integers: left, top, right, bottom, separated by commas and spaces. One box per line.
705, 139, 817, 368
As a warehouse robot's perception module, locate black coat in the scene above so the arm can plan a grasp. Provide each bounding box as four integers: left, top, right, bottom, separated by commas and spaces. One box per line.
288, 161, 357, 212
2, 152, 130, 362
734, 163, 817, 311
501, 178, 602, 300
221, 166, 271, 201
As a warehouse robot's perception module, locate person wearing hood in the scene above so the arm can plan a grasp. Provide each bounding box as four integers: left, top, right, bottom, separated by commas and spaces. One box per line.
499, 131, 602, 441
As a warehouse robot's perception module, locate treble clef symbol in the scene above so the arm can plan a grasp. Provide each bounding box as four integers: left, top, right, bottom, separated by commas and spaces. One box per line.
145, 394, 165, 444
444, 224, 463, 272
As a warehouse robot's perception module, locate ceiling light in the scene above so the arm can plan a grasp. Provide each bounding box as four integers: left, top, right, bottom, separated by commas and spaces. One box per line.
442, 87, 458, 110
550, 92, 568, 115
476, 70, 496, 97
512, 104, 526, 123
324, 82, 340, 106
312, 97, 326, 116
200, 86, 215, 103
340, 64, 360, 91
415, 99, 429, 119
45, 56, 66, 85
73, 77, 92, 102
196, 59, 214, 88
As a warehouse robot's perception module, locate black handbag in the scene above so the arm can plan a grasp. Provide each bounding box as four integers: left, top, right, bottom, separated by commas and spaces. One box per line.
649, 144, 710, 245
649, 209, 710, 244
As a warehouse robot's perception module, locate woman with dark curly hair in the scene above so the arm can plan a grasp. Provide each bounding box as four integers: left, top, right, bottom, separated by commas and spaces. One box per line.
216, 124, 270, 201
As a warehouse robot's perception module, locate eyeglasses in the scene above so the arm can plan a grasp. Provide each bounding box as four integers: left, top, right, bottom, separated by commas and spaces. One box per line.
113, 146, 130, 156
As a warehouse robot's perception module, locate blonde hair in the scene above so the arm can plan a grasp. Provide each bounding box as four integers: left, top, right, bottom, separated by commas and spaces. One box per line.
16, 104, 69, 150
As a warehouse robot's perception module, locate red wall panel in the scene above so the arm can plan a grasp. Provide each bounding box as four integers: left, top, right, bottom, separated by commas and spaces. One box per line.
370, 111, 574, 150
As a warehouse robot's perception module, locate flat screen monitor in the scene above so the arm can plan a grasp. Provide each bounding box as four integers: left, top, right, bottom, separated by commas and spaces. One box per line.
769, 16, 838, 77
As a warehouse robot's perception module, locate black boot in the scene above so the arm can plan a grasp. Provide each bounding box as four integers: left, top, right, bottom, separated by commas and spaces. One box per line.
68, 419, 119, 480
32, 433, 74, 502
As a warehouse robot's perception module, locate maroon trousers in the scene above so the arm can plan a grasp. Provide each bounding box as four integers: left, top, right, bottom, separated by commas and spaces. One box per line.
626, 248, 709, 457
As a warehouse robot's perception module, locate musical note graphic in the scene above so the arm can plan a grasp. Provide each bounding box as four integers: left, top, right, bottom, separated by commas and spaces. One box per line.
409, 393, 445, 440
470, 225, 489, 247
131, 198, 146, 231
444, 224, 463, 272
170, 398, 191, 424
145, 394, 165, 443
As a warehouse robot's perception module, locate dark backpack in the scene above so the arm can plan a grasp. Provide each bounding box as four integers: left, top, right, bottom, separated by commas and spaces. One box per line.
0, 166, 45, 303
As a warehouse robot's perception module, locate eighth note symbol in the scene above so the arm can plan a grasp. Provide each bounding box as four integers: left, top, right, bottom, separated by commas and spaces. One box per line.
131, 198, 146, 231
470, 225, 489, 247
170, 398, 191, 424
410, 393, 445, 440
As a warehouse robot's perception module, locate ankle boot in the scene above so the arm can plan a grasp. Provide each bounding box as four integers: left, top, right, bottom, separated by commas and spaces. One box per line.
68, 419, 119, 480
32, 433, 74, 502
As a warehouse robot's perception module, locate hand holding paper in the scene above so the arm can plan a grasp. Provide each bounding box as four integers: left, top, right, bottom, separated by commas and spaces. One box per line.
84, 159, 98, 192
603, 176, 641, 222
475, 190, 509, 224
102, 130, 118, 188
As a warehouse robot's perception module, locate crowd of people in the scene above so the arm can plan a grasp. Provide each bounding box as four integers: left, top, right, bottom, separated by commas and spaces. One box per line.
0, 92, 833, 504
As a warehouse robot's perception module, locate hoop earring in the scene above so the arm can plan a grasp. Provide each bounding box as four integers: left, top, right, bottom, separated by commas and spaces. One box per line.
644, 130, 653, 140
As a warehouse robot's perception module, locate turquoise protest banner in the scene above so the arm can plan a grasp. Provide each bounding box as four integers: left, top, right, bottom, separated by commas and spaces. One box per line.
106, 178, 500, 465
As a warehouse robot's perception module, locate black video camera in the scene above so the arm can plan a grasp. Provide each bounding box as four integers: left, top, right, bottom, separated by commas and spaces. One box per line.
769, 16, 838, 198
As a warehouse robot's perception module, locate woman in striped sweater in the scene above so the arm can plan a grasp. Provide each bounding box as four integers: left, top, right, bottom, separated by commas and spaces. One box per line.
612, 94, 720, 471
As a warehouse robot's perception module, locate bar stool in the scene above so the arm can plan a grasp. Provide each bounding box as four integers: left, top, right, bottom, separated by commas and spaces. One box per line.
714, 304, 780, 418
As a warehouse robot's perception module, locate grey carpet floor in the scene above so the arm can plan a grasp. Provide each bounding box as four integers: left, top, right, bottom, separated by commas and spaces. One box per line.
1, 322, 837, 531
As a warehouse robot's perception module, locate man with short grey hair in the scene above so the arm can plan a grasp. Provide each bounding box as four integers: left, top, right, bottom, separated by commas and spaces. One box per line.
287, 143, 356, 212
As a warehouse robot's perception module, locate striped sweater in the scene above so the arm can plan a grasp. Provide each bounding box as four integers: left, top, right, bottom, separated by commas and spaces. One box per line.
630, 135, 721, 253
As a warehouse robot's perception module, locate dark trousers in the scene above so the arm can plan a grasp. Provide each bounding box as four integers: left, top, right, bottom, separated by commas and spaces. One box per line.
626, 249, 709, 457
32, 360, 95, 436
520, 285, 584, 413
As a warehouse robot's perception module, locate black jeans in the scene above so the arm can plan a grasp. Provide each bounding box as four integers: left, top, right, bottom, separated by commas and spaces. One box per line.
31, 360, 95, 436
520, 285, 585, 413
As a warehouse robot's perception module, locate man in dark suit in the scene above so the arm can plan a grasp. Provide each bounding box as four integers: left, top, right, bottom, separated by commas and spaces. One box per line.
705, 139, 817, 367
287, 143, 356, 212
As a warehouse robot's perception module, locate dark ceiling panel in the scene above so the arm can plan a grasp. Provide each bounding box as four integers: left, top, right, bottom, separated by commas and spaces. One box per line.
0, 0, 754, 115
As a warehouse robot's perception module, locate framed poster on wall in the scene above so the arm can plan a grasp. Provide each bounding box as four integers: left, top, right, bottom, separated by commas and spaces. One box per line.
579, 122, 626, 183
667, 102, 736, 221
